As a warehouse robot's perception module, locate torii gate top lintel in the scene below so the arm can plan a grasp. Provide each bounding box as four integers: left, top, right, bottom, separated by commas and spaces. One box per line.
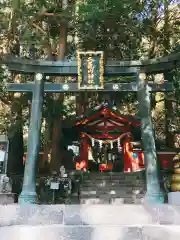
1, 51, 180, 76
1, 50, 178, 92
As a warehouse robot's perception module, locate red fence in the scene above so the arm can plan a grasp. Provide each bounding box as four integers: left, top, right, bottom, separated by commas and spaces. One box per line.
23, 151, 176, 170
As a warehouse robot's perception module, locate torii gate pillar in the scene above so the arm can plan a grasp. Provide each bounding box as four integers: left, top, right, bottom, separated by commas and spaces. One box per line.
18, 73, 44, 204
136, 71, 164, 203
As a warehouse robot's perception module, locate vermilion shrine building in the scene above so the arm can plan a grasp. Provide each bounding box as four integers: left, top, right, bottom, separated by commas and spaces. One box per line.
63, 104, 174, 172
23, 102, 175, 172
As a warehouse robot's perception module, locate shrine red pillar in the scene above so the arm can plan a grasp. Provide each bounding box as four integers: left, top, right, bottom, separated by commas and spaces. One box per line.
123, 134, 133, 172
79, 133, 88, 169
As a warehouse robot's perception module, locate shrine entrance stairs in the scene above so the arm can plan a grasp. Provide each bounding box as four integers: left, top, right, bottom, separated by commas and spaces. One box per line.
79, 171, 146, 204
1, 204, 180, 240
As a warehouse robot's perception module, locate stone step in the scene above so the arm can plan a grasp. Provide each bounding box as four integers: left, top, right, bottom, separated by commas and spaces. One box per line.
81, 188, 143, 194
83, 171, 145, 176
80, 188, 145, 193
80, 189, 145, 196
80, 197, 144, 203
79, 196, 145, 203
0, 193, 16, 204
82, 182, 146, 188
1, 224, 180, 240
93, 176, 143, 179
80, 197, 111, 204
83, 176, 143, 182
80, 197, 145, 203
1, 204, 179, 240
80, 186, 146, 195
81, 184, 146, 190
2, 204, 177, 226
82, 172, 145, 180
83, 176, 146, 181
81, 187, 145, 192
82, 182, 146, 187
83, 178, 146, 183
80, 191, 145, 198
80, 172, 146, 204
111, 197, 144, 204
82, 184, 146, 189
80, 196, 144, 204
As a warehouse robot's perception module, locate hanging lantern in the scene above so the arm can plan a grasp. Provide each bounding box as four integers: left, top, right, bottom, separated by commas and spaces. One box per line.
117, 138, 120, 147
99, 140, 103, 148
92, 138, 95, 147
110, 141, 113, 149
118, 137, 122, 152
118, 146, 122, 153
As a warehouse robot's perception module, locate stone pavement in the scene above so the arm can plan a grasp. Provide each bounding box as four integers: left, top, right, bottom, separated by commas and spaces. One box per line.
0, 204, 180, 239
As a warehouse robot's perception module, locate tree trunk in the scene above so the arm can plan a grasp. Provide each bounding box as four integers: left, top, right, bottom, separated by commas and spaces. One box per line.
7, 98, 24, 175
164, 73, 174, 148
50, 21, 68, 172
5, 3, 24, 175
76, 94, 83, 115
51, 95, 64, 172
82, 92, 89, 114
163, 1, 174, 147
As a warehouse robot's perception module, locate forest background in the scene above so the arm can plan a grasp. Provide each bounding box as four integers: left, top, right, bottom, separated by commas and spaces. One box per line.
0, 0, 179, 173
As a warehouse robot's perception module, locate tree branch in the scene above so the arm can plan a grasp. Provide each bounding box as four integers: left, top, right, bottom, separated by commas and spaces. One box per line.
31, 22, 46, 34
0, 95, 11, 105
156, 98, 180, 104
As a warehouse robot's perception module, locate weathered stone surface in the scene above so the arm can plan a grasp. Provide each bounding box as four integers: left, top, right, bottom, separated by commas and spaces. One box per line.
0, 204, 180, 228
63, 205, 158, 225
0, 204, 180, 239
0, 205, 64, 227
158, 205, 176, 224
110, 198, 125, 204
80, 197, 110, 204
142, 226, 180, 240
0, 193, 15, 204
168, 192, 180, 206
1, 225, 180, 240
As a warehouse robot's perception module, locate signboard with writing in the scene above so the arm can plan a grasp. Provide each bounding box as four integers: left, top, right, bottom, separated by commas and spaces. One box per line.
77, 51, 104, 90
50, 182, 59, 190
0, 150, 5, 162
131, 141, 142, 151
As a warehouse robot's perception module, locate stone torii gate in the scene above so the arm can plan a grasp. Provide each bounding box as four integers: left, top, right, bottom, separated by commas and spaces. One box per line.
2, 51, 180, 204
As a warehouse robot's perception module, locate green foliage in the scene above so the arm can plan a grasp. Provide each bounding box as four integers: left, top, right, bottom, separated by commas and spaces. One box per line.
0, 0, 180, 147
76, 0, 143, 59
11, 0, 20, 10
77, 0, 180, 59
173, 66, 180, 103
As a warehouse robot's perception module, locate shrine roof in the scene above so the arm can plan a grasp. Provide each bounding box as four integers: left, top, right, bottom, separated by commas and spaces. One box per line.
64, 103, 141, 128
